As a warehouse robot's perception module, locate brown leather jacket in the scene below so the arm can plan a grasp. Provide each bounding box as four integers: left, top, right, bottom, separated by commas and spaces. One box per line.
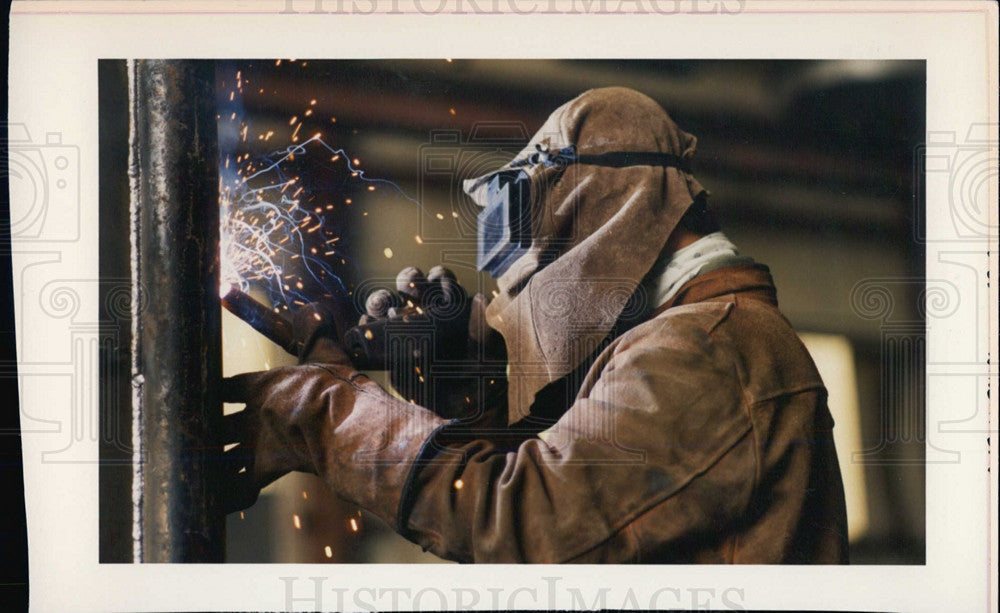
273, 264, 850, 563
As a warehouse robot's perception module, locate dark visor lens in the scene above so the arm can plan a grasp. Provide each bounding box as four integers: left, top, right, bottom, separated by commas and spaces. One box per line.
476, 170, 531, 277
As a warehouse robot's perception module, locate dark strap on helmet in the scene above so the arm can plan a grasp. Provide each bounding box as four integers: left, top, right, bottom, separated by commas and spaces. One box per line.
510, 144, 690, 172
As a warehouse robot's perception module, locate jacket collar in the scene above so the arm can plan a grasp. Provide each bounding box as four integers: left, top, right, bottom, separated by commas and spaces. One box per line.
655, 263, 778, 314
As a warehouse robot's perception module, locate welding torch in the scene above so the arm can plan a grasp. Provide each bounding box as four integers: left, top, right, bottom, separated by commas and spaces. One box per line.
220, 284, 400, 369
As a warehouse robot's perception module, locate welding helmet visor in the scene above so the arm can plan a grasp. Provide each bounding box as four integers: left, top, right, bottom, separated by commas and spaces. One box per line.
473, 169, 533, 278
467, 144, 692, 278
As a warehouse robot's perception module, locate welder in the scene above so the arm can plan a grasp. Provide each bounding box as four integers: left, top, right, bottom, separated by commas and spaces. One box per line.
221, 87, 849, 563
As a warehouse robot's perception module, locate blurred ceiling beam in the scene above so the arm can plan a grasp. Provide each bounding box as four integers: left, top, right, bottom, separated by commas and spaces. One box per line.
350, 131, 911, 207
238, 59, 922, 130
232, 78, 544, 134
699, 172, 906, 230
375, 59, 923, 122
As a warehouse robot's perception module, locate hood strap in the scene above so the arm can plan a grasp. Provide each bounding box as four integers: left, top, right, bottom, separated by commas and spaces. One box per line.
510, 143, 690, 172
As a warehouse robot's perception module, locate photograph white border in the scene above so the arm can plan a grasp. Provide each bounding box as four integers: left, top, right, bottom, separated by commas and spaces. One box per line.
9, 1, 998, 611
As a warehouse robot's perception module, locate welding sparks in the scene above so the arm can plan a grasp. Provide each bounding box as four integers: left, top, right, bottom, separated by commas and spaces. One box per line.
219, 75, 425, 312
324, 546, 333, 558
293, 514, 302, 529
218, 62, 438, 324
350, 518, 359, 532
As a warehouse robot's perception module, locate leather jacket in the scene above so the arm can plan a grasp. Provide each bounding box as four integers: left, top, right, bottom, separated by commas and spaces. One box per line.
251, 263, 849, 563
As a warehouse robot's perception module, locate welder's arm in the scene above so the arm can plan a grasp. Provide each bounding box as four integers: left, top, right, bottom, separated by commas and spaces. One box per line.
220, 308, 446, 518
222, 323, 755, 563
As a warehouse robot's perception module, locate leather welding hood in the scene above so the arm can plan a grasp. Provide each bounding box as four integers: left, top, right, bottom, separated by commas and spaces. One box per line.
462, 87, 708, 422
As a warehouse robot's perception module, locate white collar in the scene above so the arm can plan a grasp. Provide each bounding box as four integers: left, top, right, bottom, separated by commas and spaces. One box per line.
643, 231, 744, 309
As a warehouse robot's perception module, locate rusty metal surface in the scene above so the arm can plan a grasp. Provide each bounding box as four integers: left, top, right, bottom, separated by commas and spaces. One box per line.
129, 60, 224, 562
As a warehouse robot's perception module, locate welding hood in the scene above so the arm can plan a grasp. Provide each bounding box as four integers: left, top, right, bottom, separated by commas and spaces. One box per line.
460, 87, 709, 422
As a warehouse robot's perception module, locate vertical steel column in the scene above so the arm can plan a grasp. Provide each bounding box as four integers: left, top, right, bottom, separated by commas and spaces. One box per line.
129, 60, 224, 562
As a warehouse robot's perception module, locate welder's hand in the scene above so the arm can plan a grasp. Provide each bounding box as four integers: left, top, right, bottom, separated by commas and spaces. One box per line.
218, 363, 351, 514
219, 369, 291, 513
345, 266, 507, 421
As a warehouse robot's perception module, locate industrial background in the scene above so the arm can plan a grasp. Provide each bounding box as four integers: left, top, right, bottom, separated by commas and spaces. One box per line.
99, 59, 926, 564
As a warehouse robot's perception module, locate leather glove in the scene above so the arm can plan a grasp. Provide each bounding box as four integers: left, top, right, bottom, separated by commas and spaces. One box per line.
219, 302, 445, 515
344, 266, 507, 422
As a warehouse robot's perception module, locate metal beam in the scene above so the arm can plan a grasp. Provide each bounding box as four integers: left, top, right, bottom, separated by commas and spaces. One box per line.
129, 60, 224, 562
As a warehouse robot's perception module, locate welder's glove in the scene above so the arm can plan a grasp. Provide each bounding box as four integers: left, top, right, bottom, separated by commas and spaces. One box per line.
344, 266, 507, 422
218, 360, 445, 516
219, 297, 447, 515
218, 300, 347, 513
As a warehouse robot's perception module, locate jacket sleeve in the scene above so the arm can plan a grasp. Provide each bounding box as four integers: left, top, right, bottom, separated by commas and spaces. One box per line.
387, 319, 757, 563
283, 316, 755, 562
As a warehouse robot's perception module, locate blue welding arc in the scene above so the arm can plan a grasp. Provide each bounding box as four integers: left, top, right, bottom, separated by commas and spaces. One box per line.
244, 135, 429, 215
